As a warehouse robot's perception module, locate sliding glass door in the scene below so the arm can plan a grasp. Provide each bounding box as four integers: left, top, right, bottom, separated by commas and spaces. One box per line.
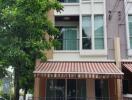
95, 80, 109, 100
46, 79, 65, 100
46, 79, 86, 100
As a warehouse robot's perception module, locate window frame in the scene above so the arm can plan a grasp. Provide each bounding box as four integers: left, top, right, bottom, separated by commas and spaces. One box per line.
81, 15, 105, 50
94, 15, 105, 50
80, 14, 107, 55
82, 15, 92, 50
58, 0, 80, 3
127, 14, 132, 56
55, 26, 80, 51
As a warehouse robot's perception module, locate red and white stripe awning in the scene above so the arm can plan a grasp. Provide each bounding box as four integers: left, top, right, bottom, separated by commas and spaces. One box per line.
34, 62, 123, 79
122, 62, 132, 73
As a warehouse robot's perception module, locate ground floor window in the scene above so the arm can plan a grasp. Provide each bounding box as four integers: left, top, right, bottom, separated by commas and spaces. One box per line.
123, 79, 132, 94
46, 79, 86, 100
95, 80, 109, 100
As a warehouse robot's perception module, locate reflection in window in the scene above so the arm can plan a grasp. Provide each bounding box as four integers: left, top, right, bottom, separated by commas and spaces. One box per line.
82, 16, 92, 49
55, 27, 79, 50
94, 15, 104, 49
46, 79, 86, 100
128, 15, 132, 49
95, 80, 109, 100
58, 0, 79, 3
46, 79, 65, 100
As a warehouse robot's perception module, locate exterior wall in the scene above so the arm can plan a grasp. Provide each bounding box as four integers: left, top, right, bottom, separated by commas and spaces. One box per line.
55, 3, 80, 15
50, 51, 107, 61
52, 0, 108, 61
106, 0, 127, 60
52, 0, 127, 61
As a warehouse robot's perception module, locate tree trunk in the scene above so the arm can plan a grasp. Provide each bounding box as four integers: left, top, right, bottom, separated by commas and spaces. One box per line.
14, 67, 20, 100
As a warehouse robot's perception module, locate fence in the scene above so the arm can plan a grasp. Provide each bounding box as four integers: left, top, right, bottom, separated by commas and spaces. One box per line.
27, 97, 130, 100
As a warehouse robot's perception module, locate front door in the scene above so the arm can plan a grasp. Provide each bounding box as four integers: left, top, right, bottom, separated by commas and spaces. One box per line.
46, 79, 86, 100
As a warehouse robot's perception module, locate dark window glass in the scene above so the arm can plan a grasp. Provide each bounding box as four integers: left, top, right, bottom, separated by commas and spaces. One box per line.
46, 79, 65, 100
58, 0, 79, 3
67, 79, 76, 100
82, 38, 91, 49
94, 15, 104, 49
128, 15, 132, 49
123, 79, 132, 94
46, 79, 86, 100
77, 80, 86, 100
55, 27, 79, 50
95, 80, 109, 100
82, 16, 92, 49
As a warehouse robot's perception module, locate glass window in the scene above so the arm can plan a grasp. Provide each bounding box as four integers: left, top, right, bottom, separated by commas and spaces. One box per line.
46, 79, 56, 99
56, 27, 79, 50
46, 79, 86, 100
67, 79, 76, 100
95, 80, 109, 100
94, 15, 104, 49
123, 79, 132, 94
82, 16, 92, 49
58, 0, 79, 3
128, 15, 132, 49
46, 79, 65, 100
77, 80, 86, 100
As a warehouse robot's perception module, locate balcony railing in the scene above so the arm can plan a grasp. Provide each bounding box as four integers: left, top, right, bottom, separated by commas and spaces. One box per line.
58, 0, 79, 3
55, 39, 79, 50
27, 97, 124, 100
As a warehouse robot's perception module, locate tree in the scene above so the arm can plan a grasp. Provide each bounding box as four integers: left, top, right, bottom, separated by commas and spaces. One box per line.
0, 0, 62, 99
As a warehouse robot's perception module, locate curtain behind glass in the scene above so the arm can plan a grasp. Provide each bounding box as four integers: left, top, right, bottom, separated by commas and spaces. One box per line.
82, 16, 92, 49
77, 80, 86, 100
46, 79, 56, 100
129, 15, 132, 49
63, 27, 78, 50
46, 79, 65, 100
94, 15, 104, 49
59, 0, 79, 3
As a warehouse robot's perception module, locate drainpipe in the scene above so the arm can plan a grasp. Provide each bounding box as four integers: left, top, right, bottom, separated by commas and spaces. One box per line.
114, 37, 122, 100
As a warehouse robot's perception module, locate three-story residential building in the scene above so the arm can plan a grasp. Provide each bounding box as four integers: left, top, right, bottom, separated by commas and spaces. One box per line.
33, 0, 127, 100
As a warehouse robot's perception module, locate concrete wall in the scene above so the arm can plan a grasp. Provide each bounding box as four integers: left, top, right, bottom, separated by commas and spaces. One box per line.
106, 0, 127, 59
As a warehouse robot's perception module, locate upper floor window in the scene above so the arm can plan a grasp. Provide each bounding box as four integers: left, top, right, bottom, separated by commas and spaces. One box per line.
58, 0, 79, 3
128, 15, 132, 49
82, 15, 104, 50
94, 15, 104, 49
82, 16, 92, 49
55, 26, 79, 50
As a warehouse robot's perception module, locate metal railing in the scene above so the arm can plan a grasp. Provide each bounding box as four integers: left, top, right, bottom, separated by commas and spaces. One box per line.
58, 0, 79, 3
27, 97, 125, 100
55, 39, 80, 50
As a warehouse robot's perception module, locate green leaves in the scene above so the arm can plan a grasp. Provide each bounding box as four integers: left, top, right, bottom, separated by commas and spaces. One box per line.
0, 0, 63, 92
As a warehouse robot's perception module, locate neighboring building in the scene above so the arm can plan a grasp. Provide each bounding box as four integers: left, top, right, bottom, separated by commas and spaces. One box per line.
122, 0, 132, 98
33, 0, 132, 100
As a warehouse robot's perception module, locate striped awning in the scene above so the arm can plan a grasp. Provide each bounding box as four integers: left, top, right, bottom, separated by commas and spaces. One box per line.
122, 62, 132, 73
34, 62, 123, 79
